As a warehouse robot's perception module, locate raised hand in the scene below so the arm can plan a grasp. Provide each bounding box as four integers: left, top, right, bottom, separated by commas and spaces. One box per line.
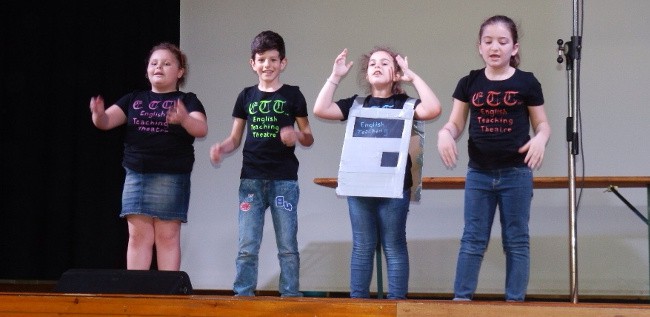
332, 48, 354, 79
89, 95, 105, 116
395, 55, 415, 82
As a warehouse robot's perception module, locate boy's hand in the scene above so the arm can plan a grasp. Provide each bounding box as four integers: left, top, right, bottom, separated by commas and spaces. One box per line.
209, 143, 223, 164
280, 126, 297, 147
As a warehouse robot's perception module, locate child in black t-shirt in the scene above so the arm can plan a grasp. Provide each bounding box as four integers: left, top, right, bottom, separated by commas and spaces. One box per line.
314, 46, 441, 299
437, 15, 551, 302
209, 30, 313, 297
90, 42, 208, 271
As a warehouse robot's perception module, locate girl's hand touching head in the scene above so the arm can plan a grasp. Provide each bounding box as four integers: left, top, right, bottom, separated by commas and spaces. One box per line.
395, 55, 414, 83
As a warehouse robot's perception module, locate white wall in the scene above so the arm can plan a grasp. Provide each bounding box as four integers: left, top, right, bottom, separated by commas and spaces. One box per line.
179, 0, 650, 296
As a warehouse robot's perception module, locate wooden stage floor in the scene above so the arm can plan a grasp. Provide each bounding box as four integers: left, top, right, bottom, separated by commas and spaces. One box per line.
1, 292, 650, 317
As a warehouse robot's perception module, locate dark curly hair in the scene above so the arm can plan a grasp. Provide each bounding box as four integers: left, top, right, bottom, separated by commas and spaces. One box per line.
357, 46, 404, 95
250, 30, 286, 60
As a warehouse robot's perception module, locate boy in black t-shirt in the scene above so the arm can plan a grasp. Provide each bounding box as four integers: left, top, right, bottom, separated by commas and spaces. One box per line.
209, 30, 314, 297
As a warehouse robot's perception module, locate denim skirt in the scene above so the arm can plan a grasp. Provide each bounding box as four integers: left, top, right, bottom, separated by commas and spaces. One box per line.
120, 168, 191, 222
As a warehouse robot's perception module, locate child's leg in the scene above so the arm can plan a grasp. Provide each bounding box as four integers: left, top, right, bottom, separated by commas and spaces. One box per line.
347, 196, 378, 298
125, 215, 155, 270
269, 180, 302, 297
454, 168, 498, 300
153, 219, 181, 271
233, 179, 267, 296
498, 167, 533, 302
378, 191, 410, 299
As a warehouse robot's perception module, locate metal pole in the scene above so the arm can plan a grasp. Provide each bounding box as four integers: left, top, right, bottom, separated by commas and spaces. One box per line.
568, 157, 578, 304
568, 0, 582, 304
557, 0, 582, 304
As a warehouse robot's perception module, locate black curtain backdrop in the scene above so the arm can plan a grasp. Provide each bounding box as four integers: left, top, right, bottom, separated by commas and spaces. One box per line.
1, 0, 180, 280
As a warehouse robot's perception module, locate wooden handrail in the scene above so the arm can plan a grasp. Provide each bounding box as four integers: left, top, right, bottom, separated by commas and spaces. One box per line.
313, 176, 650, 190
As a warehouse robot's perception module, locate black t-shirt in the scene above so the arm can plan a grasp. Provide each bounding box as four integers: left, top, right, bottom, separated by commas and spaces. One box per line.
336, 94, 420, 190
116, 90, 206, 173
453, 68, 544, 169
232, 84, 308, 180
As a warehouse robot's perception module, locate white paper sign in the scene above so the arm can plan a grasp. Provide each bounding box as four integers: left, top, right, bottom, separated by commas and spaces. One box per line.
336, 97, 417, 198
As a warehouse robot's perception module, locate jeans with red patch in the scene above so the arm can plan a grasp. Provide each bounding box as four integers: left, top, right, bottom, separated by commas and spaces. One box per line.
233, 178, 302, 297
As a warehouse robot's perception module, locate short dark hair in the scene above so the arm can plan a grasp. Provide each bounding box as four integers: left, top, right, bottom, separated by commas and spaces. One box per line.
250, 30, 286, 60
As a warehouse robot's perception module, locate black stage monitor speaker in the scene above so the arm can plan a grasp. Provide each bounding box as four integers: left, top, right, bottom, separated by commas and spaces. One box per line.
55, 269, 193, 295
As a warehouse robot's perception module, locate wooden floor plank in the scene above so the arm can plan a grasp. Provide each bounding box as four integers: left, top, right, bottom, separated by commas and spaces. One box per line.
0, 293, 395, 317
398, 301, 650, 317
1, 293, 649, 317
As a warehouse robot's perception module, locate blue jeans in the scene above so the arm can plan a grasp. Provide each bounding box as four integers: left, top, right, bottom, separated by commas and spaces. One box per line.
233, 179, 302, 297
454, 167, 533, 301
347, 190, 410, 299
